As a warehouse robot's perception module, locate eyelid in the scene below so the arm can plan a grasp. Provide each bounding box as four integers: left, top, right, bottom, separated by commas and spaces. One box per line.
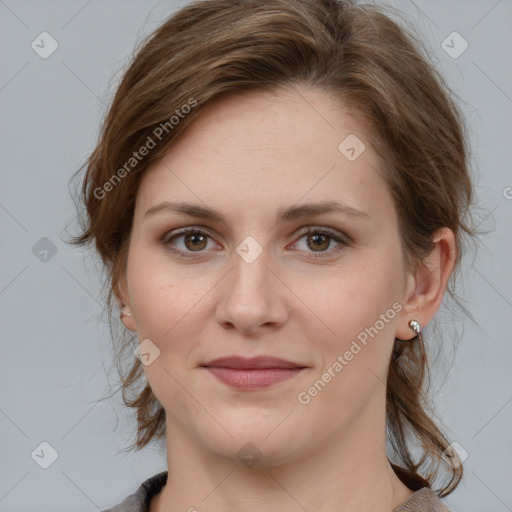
293, 225, 352, 244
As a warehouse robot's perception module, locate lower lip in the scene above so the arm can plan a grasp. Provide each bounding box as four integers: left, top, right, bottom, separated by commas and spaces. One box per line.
203, 367, 305, 389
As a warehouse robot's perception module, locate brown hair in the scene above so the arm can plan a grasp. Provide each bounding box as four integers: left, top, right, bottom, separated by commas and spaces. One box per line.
67, 0, 482, 497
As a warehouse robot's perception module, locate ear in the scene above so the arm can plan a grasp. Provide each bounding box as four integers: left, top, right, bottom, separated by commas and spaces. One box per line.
395, 227, 457, 341
115, 275, 137, 332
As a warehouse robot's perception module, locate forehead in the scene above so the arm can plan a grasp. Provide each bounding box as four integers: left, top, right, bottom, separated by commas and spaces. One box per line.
135, 86, 393, 225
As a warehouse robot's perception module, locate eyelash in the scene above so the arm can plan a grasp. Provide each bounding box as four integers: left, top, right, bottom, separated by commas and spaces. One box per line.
161, 226, 350, 260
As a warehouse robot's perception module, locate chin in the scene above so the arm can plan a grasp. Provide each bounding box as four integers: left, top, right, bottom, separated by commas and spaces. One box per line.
195, 416, 310, 469
210, 436, 303, 469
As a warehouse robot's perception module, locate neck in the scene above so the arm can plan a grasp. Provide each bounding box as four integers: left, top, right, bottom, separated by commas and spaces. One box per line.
151, 392, 414, 512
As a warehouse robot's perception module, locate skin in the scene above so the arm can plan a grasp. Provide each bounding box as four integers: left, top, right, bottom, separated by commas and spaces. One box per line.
117, 85, 456, 512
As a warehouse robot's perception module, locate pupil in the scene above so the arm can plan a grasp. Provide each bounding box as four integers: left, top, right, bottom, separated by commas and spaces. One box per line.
309, 234, 328, 250
188, 233, 205, 250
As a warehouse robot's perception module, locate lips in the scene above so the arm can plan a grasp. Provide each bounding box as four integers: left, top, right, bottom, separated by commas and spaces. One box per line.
201, 356, 306, 370
201, 356, 308, 390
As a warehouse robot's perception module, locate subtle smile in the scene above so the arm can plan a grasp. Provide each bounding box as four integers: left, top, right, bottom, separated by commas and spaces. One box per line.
201, 356, 308, 390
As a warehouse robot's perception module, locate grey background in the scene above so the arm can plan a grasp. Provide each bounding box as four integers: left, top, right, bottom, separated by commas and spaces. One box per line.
1, 0, 511, 511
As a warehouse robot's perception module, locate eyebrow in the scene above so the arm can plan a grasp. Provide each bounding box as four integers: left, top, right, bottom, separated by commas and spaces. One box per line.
144, 200, 371, 223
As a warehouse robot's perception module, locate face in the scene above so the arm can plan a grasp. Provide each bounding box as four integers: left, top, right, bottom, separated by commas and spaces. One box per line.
119, 85, 413, 466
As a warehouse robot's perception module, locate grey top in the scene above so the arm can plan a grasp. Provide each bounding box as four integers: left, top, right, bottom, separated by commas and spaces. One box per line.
101, 471, 452, 512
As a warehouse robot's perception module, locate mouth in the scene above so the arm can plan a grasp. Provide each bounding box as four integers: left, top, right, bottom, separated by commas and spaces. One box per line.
200, 356, 308, 390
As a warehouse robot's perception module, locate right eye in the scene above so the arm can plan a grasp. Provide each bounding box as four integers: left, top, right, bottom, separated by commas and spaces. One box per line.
161, 228, 218, 258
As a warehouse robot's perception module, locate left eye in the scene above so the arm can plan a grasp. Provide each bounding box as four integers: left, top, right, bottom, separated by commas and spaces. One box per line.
162, 227, 348, 259
291, 227, 348, 257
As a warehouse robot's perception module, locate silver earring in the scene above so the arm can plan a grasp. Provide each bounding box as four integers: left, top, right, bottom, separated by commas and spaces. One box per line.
408, 319, 424, 343
409, 319, 421, 335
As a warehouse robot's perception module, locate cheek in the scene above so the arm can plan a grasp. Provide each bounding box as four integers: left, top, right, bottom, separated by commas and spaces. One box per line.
297, 268, 400, 427
126, 247, 218, 355
305, 253, 403, 397
310, 258, 398, 336
126, 247, 181, 339
126, 254, 203, 402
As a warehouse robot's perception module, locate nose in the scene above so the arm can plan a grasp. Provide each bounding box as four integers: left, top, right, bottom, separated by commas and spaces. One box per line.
215, 245, 290, 336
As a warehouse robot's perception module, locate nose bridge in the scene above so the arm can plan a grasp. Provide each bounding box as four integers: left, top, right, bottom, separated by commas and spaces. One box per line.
229, 241, 273, 303
216, 239, 287, 332
230, 228, 272, 289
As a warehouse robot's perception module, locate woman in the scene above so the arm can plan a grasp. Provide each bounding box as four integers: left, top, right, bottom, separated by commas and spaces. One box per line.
69, 0, 477, 510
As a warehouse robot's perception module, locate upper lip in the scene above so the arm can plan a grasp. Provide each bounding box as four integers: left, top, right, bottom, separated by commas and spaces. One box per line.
201, 356, 307, 369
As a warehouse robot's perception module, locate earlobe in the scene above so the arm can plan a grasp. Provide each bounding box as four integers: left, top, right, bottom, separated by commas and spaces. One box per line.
120, 306, 137, 331
120, 306, 132, 318
115, 277, 137, 331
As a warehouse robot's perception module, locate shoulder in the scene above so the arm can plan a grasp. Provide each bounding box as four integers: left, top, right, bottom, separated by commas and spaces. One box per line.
393, 487, 453, 512
100, 471, 168, 512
